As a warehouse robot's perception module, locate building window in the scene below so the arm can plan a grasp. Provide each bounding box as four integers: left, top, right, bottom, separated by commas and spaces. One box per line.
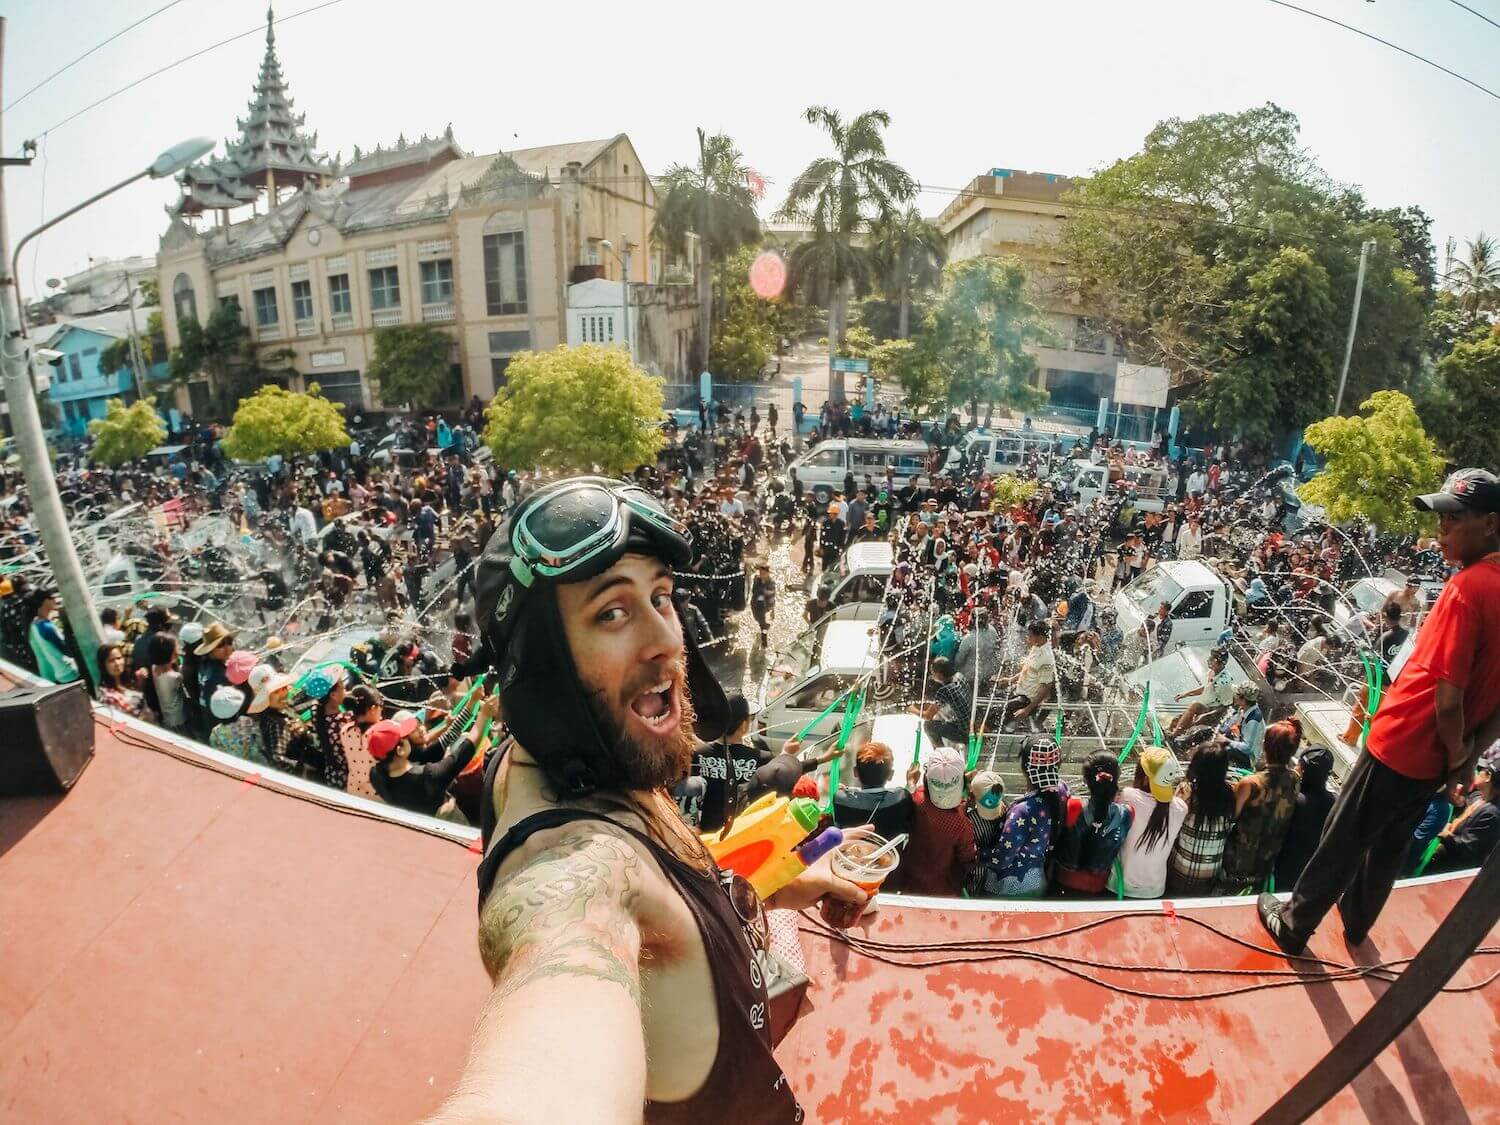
583, 314, 614, 344
368, 266, 400, 311
491, 357, 511, 385
328, 274, 352, 316
291, 279, 314, 322
420, 259, 453, 306
483, 231, 528, 315
253, 286, 279, 327
67, 354, 82, 381
1073, 316, 1107, 354
313, 370, 363, 408
172, 274, 197, 324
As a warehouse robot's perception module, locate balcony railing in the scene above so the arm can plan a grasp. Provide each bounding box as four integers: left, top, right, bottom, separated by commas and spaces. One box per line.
421, 300, 455, 323
296, 319, 317, 338
331, 312, 354, 332
372, 308, 402, 327
257, 321, 282, 341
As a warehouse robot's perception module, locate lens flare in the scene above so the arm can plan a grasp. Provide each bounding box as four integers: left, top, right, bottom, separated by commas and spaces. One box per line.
749, 250, 788, 299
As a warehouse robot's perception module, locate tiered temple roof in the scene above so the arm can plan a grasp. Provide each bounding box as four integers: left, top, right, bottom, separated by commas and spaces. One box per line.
169, 5, 334, 218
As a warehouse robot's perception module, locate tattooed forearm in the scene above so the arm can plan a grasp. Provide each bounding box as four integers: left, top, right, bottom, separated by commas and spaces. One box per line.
478, 828, 645, 1007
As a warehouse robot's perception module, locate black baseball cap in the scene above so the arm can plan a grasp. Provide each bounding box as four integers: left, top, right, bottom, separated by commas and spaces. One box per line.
1414, 469, 1500, 515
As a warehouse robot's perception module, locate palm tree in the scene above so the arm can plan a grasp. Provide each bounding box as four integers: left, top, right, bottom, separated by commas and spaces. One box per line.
869, 207, 947, 339
777, 106, 915, 400
1444, 233, 1500, 323
653, 129, 762, 373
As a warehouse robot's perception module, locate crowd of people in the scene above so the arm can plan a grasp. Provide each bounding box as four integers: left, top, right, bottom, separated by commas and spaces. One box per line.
2, 393, 1496, 908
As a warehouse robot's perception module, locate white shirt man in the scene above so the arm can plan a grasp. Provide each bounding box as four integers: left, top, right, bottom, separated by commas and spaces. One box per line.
1186, 469, 1207, 496
718, 496, 744, 520
1017, 640, 1057, 703
1177, 521, 1203, 560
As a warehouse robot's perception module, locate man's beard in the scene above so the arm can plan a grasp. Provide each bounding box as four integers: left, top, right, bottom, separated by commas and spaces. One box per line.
582, 654, 699, 792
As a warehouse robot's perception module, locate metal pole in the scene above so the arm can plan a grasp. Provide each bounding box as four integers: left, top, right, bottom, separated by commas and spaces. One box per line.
123, 268, 147, 402
621, 233, 631, 365
1333, 239, 1373, 416
0, 18, 104, 686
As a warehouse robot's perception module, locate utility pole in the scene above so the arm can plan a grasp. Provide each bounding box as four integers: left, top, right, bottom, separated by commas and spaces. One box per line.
620, 233, 632, 366
123, 267, 147, 403
0, 18, 105, 685
1333, 239, 1374, 416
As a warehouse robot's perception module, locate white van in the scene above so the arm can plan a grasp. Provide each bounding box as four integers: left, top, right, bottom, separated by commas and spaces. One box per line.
785, 438, 931, 504
1113, 560, 1234, 660
943, 427, 1068, 477
758, 616, 883, 743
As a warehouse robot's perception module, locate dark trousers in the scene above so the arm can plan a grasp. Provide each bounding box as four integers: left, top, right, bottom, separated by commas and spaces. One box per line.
1284, 749, 1438, 939
923, 718, 968, 749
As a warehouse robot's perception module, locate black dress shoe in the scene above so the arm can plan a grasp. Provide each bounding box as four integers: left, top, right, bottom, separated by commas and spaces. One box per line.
1258, 893, 1308, 956
1336, 899, 1369, 946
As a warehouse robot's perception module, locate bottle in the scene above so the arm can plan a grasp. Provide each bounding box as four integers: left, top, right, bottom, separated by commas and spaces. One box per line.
705, 794, 842, 900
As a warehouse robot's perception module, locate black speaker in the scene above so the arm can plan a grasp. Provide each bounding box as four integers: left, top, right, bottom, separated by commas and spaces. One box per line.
0, 681, 96, 796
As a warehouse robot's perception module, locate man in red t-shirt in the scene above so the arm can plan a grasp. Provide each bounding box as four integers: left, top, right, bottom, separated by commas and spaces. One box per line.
1261, 469, 1500, 956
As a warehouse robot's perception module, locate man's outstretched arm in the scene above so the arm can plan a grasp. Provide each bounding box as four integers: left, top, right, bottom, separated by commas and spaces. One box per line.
429, 827, 647, 1125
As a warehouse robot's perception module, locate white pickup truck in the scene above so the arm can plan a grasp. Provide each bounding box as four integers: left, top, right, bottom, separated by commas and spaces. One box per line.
1113, 560, 1236, 660
1053, 459, 1170, 513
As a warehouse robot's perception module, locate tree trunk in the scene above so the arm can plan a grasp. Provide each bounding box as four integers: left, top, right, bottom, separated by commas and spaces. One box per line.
898, 282, 910, 339
983, 400, 994, 429
827, 298, 843, 404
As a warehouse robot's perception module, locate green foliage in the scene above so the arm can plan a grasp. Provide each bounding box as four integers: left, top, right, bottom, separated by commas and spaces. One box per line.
989, 476, 1038, 509
169, 299, 256, 413
88, 397, 166, 466
839, 325, 913, 380
484, 345, 665, 475
899, 257, 1048, 417
868, 207, 946, 337
709, 306, 775, 382
1429, 326, 1500, 468
34, 389, 60, 430
1061, 103, 1432, 447
222, 385, 349, 462
97, 338, 134, 377
367, 324, 455, 408
778, 106, 915, 398
1443, 233, 1500, 323
138, 276, 160, 306
1298, 391, 1445, 534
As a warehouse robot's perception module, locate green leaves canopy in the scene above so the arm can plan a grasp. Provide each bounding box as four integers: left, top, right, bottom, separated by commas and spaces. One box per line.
484, 345, 664, 476
367, 324, 454, 409
1298, 391, 1445, 535
88, 397, 166, 466
222, 384, 349, 461
1060, 103, 1431, 448
1429, 326, 1500, 469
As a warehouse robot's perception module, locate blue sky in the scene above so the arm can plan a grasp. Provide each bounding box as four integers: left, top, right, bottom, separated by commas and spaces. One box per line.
3, 0, 1496, 290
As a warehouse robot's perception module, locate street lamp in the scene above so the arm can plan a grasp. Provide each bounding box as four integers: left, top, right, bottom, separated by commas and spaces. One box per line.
598, 237, 633, 365
0, 135, 214, 687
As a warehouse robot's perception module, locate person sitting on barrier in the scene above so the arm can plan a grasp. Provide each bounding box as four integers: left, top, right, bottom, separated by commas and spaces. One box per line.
1274, 744, 1336, 890
899, 746, 976, 897
963, 770, 1007, 897
1216, 719, 1302, 894
1169, 648, 1234, 736
1220, 682, 1265, 771
832, 740, 916, 850
1110, 746, 1188, 899
998, 621, 1056, 733
1425, 751, 1500, 875
912, 657, 971, 750
1165, 736, 1237, 896
979, 738, 1069, 899
1054, 751, 1132, 895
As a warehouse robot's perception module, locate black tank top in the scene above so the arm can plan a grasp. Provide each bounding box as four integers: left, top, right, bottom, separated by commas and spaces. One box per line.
477, 789, 803, 1124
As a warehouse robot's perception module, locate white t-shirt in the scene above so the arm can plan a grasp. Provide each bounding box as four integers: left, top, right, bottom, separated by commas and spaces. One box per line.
1016, 642, 1057, 701
292, 506, 318, 544
1177, 524, 1203, 560
1109, 787, 1188, 898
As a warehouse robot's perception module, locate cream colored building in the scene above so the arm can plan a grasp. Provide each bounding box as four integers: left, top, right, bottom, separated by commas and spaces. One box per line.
157, 13, 668, 416
936, 168, 1124, 411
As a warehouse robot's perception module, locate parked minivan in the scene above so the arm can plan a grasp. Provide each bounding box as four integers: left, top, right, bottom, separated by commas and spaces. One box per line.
942, 427, 1073, 477
784, 438, 931, 503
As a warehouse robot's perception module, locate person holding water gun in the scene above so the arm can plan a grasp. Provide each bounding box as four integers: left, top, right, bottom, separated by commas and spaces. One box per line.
436, 477, 867, 1124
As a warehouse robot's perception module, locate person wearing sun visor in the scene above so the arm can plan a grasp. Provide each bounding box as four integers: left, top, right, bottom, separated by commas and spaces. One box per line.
437, 476, 866, 1124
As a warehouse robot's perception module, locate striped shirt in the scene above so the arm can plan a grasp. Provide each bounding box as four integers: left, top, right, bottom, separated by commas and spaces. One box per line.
1166, 811, 1234, 896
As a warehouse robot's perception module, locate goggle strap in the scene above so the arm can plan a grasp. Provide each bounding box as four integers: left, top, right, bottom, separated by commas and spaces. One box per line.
509, 554, 535, 588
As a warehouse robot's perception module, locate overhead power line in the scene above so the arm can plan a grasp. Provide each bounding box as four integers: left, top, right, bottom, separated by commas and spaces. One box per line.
1262, 0, 1500, 103
1446, 0, 1500, 32
3, 0, 190, 113
30, 0, 347, 138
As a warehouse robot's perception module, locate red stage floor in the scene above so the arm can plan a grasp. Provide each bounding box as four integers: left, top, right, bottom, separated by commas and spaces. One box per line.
2, 702, 1497, 1123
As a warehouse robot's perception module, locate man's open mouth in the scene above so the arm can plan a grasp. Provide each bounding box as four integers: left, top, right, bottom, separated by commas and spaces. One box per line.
629, 679, 679, 731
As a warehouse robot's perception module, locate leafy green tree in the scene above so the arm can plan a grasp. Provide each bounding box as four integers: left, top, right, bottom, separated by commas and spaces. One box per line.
138, 276, 160, 306
1061, 104, 1431, 447
222, 384, 349, 462
654, 129, 763, 372
367, 324, 454, 408
1443, 233, 1500, 324
1298, 391, 1445, 534
899, 257, 1048, 421
1429, 326, 1500, 468
990, 476, 1038, 509
169, 298, 265, 414
88, 397, 166, 466
869, 207, 946, 338
778, 106, 915, 401
709, 302, 775, 382
97, 338, 135, 378
839, 325, 913, 382
484, 345, 664, 475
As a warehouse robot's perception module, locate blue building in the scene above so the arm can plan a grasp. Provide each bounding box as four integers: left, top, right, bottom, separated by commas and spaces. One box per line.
40, 309, 168, 439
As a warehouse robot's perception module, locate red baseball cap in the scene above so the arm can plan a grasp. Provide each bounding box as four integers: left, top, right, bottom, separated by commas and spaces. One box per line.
367, 713, 420, 761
